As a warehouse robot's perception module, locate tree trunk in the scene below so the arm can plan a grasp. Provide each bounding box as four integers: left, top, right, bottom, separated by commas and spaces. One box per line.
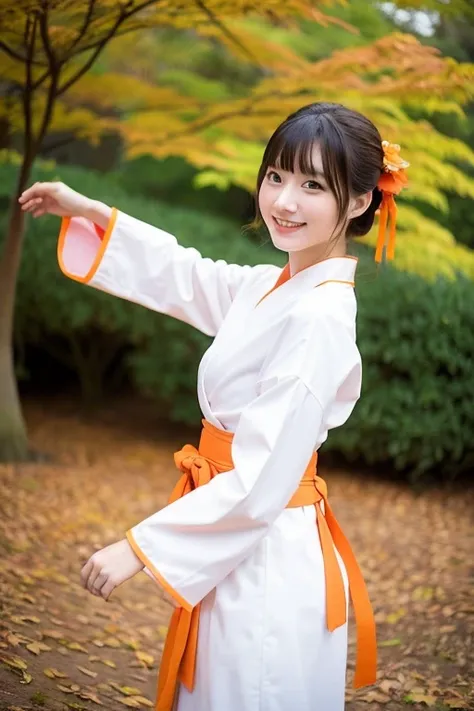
0, 156, 33, 461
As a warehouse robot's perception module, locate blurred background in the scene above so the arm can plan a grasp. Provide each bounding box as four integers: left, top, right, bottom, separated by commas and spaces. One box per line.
1, 0, 474, 485
0, 3, 473, 710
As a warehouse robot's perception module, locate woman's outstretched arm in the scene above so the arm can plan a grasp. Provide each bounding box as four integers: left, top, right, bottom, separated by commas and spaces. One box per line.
19, 181, 269, 336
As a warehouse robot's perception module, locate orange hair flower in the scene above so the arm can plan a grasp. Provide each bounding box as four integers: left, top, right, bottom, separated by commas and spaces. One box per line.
375, 141, 409, 263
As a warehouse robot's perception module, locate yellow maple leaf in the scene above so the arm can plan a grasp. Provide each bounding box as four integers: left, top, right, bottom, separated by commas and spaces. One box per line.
77, 665, 98, 678
26, 641, 51, 655
135, 650, 154, 667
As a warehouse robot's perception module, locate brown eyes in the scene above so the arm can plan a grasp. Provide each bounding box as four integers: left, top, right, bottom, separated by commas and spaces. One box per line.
267, 171, 281, 183
303, 180, 323, 191
266, 171, 323, 191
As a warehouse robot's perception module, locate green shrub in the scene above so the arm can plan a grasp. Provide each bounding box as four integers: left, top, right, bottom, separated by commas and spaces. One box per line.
325, 267, 474, 482
1, 161, 473, 481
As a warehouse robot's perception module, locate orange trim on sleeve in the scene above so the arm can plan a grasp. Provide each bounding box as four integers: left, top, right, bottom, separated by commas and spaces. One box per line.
125, 529, 193, 613
57, 207, 118, 285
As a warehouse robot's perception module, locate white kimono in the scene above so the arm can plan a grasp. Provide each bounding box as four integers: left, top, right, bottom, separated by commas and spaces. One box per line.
59, 209, 362, 711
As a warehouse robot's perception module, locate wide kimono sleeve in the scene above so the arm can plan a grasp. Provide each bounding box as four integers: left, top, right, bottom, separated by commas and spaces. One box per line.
57, 208, 262, 337
126, 302, 362, 610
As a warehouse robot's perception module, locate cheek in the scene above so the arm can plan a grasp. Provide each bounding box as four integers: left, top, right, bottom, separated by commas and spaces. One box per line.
258, 185, 270, 218
327, 194, 340, 222
307, 194, 339, 224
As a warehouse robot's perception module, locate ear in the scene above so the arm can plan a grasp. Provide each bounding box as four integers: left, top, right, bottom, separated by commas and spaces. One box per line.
348, 191, 373, 220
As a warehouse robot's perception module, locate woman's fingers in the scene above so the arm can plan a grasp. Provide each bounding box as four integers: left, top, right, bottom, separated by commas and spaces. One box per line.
19, 182, 47, 203
80, 558, 94, 589
19, 182, 60, 212
80, 540, 144, 603
100, 577, 116, 601
18, 183, 38, 203
83, 562, 115, 601
86, 564, 103, 594
91, 572, 108, 596
80, 557, 105, 596
22, 197, 43, 212
82, 553, 113, 596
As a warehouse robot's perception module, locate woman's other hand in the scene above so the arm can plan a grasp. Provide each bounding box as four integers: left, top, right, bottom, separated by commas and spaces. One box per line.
19, 181, 93, 219
80, 538, 145, 602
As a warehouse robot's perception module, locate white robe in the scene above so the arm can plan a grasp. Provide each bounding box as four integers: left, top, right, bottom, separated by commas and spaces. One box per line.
59, 209, 362, 711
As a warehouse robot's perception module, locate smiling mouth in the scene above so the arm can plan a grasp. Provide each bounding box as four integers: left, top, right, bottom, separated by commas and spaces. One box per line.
273, 217, 306, 228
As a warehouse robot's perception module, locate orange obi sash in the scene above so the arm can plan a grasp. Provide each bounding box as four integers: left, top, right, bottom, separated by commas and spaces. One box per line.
155, 419, 376, 711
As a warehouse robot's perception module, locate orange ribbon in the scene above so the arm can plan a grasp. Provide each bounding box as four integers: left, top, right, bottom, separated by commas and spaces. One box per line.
375, 141, 409, 264
154, 420, 377, 710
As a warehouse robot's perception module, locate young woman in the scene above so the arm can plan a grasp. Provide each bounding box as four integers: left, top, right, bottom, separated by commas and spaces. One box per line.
19, 102, 408, 711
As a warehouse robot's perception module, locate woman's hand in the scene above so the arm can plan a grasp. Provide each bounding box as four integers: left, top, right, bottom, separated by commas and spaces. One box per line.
80, 538, 144, 601
19, 181, 93, 219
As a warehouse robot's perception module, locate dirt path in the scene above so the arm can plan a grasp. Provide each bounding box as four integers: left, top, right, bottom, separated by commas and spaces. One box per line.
1, 399, 473, 711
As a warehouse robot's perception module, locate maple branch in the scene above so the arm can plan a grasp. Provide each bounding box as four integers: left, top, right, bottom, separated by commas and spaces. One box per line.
39, 6, 57, 71
27, 4, 62, 93
22, 15, 37, 158
158, 92, 282, 143
57, 8, 130, 96
30, 1, 151, 93
30, 0, 258, 97
65, 27, 141, 58
194, 0, 260, 66
33, 74, 59, 154
0, 40, 29, 64
65, 0, 253, 63
30, 17, 125, 93
30, 5, 61, 155
29, 68, 50, 93
68, 0, 96, 53
123, 0, 163, 17
66, 0, 160, 56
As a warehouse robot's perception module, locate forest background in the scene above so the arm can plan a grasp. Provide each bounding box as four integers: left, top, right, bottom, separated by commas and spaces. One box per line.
1, 0, 474, 481
1, 2, 474, 710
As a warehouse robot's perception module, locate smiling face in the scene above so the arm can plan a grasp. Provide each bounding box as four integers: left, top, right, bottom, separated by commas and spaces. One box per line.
258, 142, 342, 260
254, 104, 383, 272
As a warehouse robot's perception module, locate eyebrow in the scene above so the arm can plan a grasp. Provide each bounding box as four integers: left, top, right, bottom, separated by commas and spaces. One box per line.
269, 164, 326, 180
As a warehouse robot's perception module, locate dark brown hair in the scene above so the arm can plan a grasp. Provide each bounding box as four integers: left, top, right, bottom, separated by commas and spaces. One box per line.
254, 102, 384, 240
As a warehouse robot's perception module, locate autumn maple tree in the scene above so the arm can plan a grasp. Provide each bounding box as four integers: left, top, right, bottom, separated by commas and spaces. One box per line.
116, 26, 474, 278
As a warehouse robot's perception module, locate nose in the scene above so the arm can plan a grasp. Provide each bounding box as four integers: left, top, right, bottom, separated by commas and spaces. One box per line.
273, 184, 298, 214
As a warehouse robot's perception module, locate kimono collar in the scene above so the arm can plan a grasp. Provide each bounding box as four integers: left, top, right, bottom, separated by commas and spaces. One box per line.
258, 256, 357, 306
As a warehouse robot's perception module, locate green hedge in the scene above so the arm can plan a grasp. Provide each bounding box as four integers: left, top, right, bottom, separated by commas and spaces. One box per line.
326, 268, 474, 481
1, 161, 473, 482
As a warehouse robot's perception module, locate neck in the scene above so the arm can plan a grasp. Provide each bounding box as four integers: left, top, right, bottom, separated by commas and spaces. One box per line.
288, 237, 348, 276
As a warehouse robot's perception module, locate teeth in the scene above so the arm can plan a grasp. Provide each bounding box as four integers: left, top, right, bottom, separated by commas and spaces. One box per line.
274, 217, 304, 228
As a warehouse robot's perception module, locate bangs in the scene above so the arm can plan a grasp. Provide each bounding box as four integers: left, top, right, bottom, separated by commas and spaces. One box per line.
266, 119, 322, 178
256, 106, 353, 234
254, 101, 383, 239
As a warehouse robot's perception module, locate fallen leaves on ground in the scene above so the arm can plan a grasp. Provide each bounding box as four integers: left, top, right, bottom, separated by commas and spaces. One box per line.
0, 397, 473, 710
